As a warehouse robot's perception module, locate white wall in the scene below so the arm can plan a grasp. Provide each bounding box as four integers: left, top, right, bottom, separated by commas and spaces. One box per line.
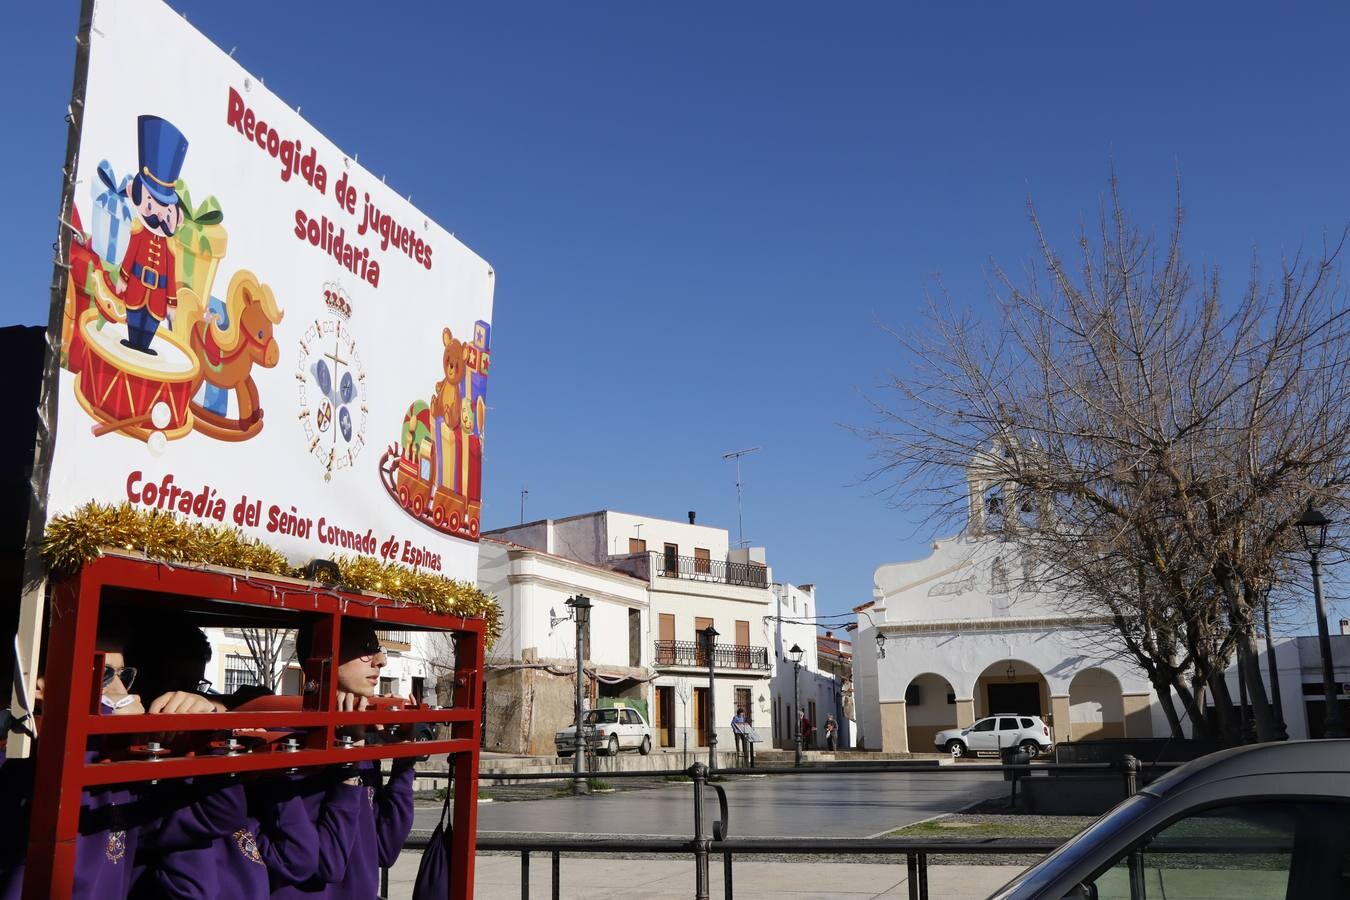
852, 614, 880, 750
478, 538, 649, 669
874, 537, 1067, 624
648, 581, 772, 644
654, 673, 771, 755
605, 511, 730, 562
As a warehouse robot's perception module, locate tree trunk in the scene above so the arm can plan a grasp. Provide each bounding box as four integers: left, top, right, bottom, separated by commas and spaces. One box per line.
1150, 675, 1186, 739
1205, 668, 1241, 747
1178, 676, 1212, 741
1235, 628, 1277, 742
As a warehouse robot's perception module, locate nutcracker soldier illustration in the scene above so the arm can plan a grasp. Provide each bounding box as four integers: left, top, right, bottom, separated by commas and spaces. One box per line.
115, 115, 188, 355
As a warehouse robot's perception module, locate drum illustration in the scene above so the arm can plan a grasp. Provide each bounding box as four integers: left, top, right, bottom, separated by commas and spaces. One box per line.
73, 310, 200, 443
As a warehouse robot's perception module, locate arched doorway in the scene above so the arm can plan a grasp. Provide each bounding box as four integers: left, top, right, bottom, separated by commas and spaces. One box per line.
904, 673, 957, 752
1068, 668, 1125, 740
975, 659, 1048, 720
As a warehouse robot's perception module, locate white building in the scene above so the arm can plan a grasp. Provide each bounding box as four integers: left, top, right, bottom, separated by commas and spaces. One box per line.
767, 583, 850, 749
476, 535, 651, 755
853, 458, 1168, 753
1217, 629, 1350, 741
488, 510, 775, 756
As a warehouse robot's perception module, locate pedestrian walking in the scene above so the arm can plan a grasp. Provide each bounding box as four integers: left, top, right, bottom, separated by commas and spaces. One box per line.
825, 714, 838, 751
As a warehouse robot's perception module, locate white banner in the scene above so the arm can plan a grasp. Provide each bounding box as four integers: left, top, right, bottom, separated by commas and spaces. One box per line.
47, 0, 495, 580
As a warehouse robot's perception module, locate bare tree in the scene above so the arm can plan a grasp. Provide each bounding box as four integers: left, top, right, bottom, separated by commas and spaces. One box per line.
425, 629, 460, 707
864, 174, 1350, 744
238, 627, 294, 693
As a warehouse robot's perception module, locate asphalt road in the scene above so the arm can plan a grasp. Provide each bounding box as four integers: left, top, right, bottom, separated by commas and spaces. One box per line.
417, 770, 1008, 839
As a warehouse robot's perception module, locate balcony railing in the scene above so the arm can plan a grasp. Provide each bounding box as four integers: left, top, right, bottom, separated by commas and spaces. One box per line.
645, 551, 769, 588
654, 640, 770, 670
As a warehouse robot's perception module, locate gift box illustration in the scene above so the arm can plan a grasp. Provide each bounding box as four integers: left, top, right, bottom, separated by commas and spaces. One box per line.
171, 180, 228, 306
90, 160, 133, 270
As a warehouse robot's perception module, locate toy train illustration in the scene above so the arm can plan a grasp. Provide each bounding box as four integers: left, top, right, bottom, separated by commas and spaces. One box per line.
378, 321, 489, 541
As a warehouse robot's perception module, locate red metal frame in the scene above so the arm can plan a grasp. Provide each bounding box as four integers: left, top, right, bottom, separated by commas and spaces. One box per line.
22, 552, 484, 900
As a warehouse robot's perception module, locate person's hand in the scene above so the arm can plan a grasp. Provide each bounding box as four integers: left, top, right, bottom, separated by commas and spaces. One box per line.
147, 691, 217, 715
336, 691, 369, 745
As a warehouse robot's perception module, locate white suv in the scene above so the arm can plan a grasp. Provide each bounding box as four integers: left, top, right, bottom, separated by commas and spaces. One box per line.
555, 706, 654, 757
934, 714, 1053, 759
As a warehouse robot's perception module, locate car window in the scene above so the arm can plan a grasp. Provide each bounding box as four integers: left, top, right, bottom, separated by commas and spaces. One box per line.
998, 717, 1018, 731
622, 710, 638, 724
1020, 717, 1034, 728
1085, 800, 1349, 900
585, 709, 619, 724
970, 719, 995, 732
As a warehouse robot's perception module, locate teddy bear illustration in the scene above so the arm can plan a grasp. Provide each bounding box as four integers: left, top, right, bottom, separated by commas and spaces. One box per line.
429, 327, 466, 425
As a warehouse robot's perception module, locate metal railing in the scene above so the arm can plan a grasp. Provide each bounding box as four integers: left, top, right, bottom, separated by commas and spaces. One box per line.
396, 757, 1173, 900
646, 551, 769, 588
377, 629, 412, 648
653, 639, 770, 670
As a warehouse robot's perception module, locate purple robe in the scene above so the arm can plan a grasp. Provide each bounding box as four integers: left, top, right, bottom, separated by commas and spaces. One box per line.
269, 759, 414, 899
0, 747, 140, 900
148, 775, 319, 898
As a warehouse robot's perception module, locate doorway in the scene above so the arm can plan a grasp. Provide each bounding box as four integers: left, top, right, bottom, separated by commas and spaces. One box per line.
694, 687, 709, 746
656, 685, 675, 747
987, 682, 1041, 716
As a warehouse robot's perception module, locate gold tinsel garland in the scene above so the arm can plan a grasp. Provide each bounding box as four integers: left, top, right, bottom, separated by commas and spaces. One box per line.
43, 502, 500, 646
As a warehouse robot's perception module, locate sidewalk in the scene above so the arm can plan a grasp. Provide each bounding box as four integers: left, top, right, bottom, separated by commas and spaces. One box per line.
384, 852, 1026, 899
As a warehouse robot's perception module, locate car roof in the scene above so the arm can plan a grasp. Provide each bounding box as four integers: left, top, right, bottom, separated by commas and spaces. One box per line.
1142, 739, 1350, 800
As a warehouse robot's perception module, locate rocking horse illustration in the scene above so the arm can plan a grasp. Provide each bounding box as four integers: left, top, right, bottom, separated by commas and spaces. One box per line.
177, 270, 285, 441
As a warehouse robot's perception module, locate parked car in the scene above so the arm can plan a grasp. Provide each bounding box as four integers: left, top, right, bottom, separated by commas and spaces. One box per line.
934, 714, 1053, 758
989, 739, 1350, 899
555, 705, 653, 757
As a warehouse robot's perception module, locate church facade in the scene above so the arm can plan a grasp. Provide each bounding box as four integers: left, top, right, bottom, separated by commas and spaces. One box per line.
852, 465, 1166, 753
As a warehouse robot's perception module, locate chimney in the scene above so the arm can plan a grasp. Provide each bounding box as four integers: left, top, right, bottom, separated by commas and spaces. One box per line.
688, 510, 696, 524
1341, 618, 1349, 636
825, 630, 833, 639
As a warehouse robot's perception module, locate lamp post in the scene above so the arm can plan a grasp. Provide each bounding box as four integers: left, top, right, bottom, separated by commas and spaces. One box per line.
700, 624, 719, 771
568, 594, 592, 795
789, 643, 804, 767
1296, 502, 1345, 738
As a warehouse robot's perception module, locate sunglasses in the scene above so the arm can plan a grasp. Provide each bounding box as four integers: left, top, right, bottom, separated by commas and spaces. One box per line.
349, 635, 385, 662
102, 665, 138, 690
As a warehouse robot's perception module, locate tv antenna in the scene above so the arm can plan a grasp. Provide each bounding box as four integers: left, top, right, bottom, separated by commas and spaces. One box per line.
721, 447, 760, 548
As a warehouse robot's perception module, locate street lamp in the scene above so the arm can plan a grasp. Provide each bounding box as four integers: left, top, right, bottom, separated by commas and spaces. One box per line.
567, 594, 593, 794
789, 643, 804, 767
1255, 575, 1288, 741
700, 624, 719, 770
1297, 502, 1344, 738
875, 631, 887, 660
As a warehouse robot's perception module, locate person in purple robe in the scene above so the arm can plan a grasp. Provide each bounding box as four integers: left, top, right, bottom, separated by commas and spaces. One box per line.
123, 618, 320, 899
0, 627, 149, 899
267, 620, 416, 900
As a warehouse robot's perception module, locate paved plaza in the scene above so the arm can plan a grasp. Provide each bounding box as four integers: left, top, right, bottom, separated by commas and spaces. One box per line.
385, 854, 1028, 899
416, 770, 1009, 839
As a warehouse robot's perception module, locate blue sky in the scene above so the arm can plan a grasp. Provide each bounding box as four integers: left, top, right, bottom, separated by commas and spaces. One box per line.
5, 2, 1350, 629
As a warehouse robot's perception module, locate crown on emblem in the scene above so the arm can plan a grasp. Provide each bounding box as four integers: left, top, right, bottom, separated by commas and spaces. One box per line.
323, 284, 352, 320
